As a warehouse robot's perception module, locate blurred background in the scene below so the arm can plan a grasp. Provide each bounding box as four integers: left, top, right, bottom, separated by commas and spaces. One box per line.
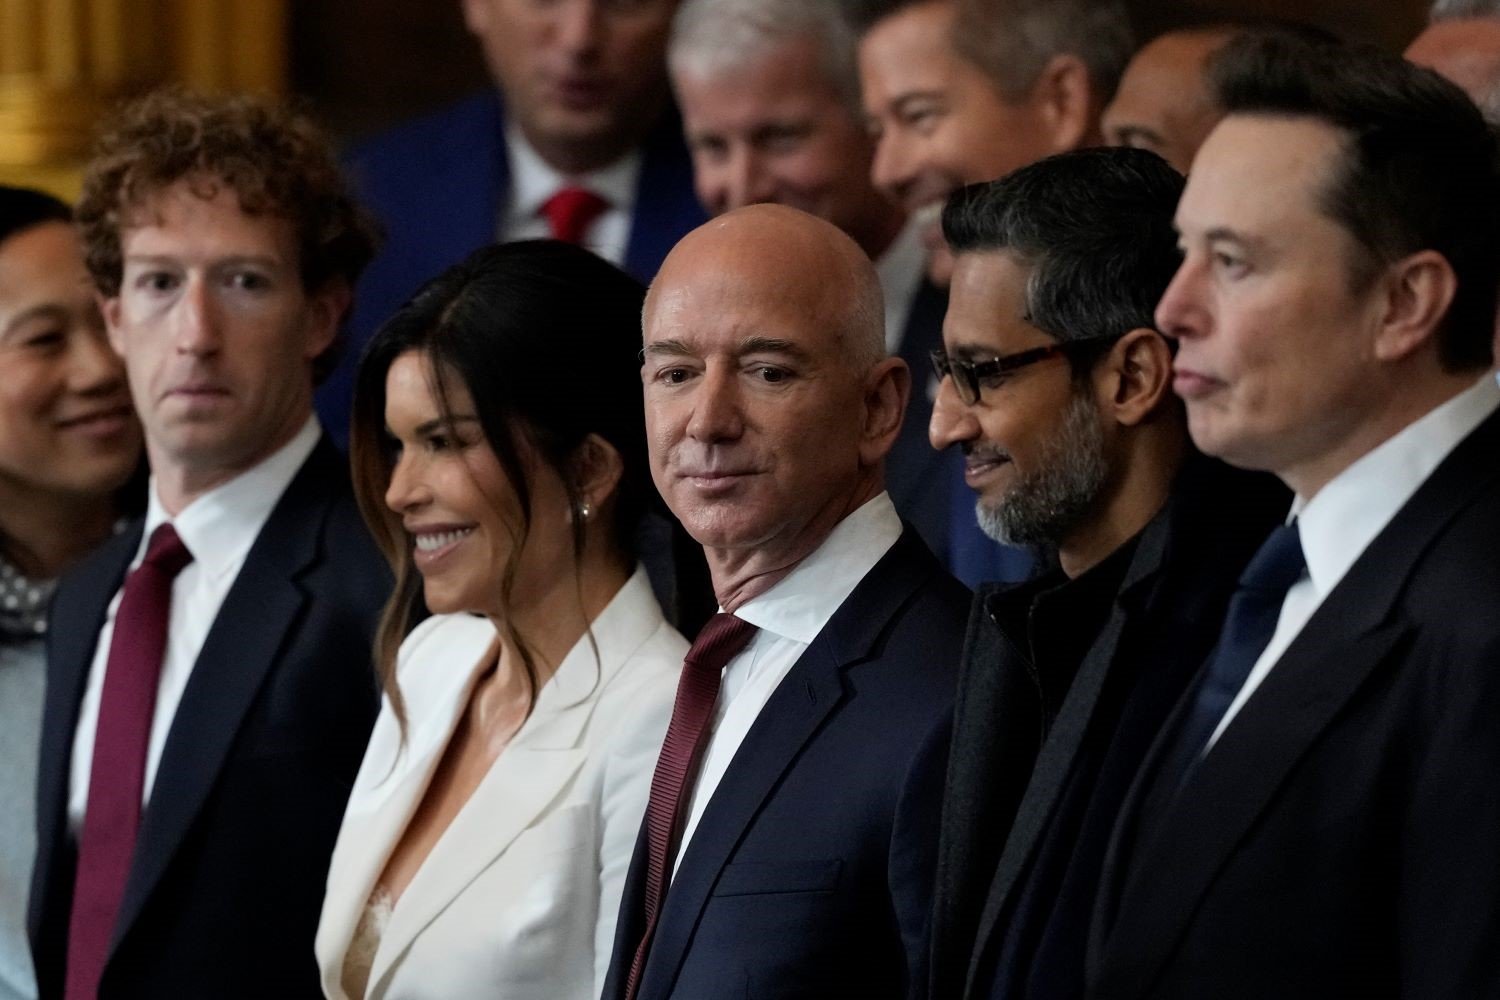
0, 0, 1430, 196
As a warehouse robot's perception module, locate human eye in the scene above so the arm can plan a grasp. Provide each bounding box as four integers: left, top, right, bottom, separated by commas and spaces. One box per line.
747, 363, 793, 385
18, 324, 65, 353
971, 360, 1012, 391
133, 269, 180, 295
1211, 250, 1249, 279
898, 101, 943, 134
225, 268, 273, 293
651, 364, 697, 386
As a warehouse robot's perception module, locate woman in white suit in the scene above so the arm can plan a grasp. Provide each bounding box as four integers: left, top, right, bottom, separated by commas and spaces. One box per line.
317, 242, 695, 999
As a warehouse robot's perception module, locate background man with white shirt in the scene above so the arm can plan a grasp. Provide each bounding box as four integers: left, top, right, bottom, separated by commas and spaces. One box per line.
28, 91, 390, 1000
1090, 35, 1500, 999
600, 204, 968, 1000
320, 0, 706, 448
667, 0, 954, 561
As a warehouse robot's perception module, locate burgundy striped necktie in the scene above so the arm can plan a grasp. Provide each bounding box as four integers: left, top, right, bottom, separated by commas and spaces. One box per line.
66, 523, 193, 1000
624, 613, 758, 1000
541, 186, 609, 245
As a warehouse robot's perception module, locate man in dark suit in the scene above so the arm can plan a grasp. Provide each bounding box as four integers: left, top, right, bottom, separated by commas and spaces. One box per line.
667, 0, 956, 560
317, 0, 706, 447
28, 91, 390, 999
601, 204, 967, 999
1090, 36, 1500, 998
923, 149, 1287, 1000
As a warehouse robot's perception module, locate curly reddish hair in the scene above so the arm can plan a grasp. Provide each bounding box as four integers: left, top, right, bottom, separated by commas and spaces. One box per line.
76, 89, 380, 375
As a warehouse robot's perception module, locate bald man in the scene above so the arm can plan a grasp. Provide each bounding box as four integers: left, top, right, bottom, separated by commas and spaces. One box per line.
1406, 0, 1500, 122
601, 205, 968, 1000
1102, 27, 1235, 173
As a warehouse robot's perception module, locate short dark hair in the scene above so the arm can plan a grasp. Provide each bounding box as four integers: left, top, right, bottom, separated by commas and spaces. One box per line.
942, 146, 1186, 354
0, 185, 71, 247
953, 0, 1135, 104
1212, 33, 1500, 371
841, 0, 932, 35
77, 89, 381, 380
350, 241, 663, 732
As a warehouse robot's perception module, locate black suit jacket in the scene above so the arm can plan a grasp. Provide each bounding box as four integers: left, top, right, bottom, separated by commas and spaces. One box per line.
928, 457, 1288, 999
601, 527, 968, 1000
29, 437, 389, 999
887, 278, 950, 558
1088, 407, 1500, 1000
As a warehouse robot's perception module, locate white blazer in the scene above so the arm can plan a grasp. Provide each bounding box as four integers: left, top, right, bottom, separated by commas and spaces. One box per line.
316, 567, 685, 999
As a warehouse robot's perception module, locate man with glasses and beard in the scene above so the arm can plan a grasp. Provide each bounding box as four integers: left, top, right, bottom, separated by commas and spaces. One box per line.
922, 147, 1286, 1000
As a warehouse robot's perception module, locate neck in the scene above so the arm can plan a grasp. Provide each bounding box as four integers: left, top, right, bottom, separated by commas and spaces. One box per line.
706, 476, 881, 612
520, 94, 667, 177
0, 484, 119, 579
150, 410, 310, 516
1057, 420, 1187, 578
1281, 368, 1483, 502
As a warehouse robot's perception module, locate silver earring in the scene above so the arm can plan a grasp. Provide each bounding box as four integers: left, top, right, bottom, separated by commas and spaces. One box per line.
577, 501, 592, 522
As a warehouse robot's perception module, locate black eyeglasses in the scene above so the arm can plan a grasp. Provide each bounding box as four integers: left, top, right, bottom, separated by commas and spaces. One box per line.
929, 334, 1123, 406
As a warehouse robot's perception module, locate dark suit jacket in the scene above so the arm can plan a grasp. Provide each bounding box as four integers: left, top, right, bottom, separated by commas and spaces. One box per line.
1088, 407, 1500, 1000
601, 527, 968, 1000
928, 457, 1287, 999
29, 438, 389, 999
316, 91, 706, 447
887, 278, 949, 557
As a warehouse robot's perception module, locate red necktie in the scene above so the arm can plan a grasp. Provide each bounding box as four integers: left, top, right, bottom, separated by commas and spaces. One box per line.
541, 186, 609, 245
66, 523, 193, 1000
624, 613, 758, 1000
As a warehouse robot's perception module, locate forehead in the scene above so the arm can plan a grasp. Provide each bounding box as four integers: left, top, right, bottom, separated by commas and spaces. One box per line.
646, 250, 841, 356
944, 251, 1048, 347
0, 223, 89, 304
1178, 114, 1347, 235
1110, 33, 1219, 116
119, 179, 297, 263
860, 2, 960, 103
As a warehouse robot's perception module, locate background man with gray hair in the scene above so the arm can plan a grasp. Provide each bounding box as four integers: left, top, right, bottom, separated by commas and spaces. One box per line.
669, 0, 954, 561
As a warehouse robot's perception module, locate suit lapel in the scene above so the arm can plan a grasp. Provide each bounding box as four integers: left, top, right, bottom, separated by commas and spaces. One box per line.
112, 443, 337, 946
642, 531, 936, 998
1094, 410, 1500, 997
622, 106, 704, 283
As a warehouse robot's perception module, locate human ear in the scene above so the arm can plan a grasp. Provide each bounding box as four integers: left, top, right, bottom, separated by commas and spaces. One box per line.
100, 293, 125, 356
568, 433, 625, 515
303, 279, 350, 362
1031, 53, 1098, 153
1372, 250, 1456, 363
860, 356, 909, 466
1097, 328, 1175, 428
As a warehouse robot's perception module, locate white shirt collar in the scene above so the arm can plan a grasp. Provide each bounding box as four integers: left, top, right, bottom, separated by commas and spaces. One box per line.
730, 492, 904, 645
1293, 375, 1500, 597
505, 120, 643, 225
140, 416, 323, 582
874, 219, 929, 355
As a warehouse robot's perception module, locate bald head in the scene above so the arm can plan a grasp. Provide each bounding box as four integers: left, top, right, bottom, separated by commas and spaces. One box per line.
641, 204, 908, 596
647, 204, 886, 369
1406, 17, 1500, 122
1102, 27, 1235, 173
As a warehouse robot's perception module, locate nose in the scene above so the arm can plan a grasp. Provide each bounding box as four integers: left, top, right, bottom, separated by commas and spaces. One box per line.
723, 147, 774, 211
870, 128, 915, 205
68, 322, 128, 397
555, 0, 603, 58
384, 448, 429, 515
174, 276, 221, 357
685, 364, 745, 444
1155, 256, 1208, 342
929, 373, 980, 451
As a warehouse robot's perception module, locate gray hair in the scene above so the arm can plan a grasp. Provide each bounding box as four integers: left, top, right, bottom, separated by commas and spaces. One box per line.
1431, 0, 1500, 19
669, 0, 863, 113
953, 0, 1135, 103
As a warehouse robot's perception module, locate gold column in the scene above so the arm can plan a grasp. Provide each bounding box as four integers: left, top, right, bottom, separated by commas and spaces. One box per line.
0, 0, 286, 195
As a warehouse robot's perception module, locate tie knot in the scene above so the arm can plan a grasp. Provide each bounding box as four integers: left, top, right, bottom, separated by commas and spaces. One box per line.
1238, 521, 1305, 597
541, 185, 610, 245
686, 613, 758, 672
140, 523, 194, 579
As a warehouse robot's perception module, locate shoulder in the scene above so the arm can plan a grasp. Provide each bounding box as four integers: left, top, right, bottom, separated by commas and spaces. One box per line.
396, 613, 497, 685
587, 616, 686, 753
345, 92, 501, 193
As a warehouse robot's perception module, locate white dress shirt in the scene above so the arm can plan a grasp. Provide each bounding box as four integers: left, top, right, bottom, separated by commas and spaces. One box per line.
672, 492, 903, 877
875, 220, 929, 356
499, 122, 641, 266
67, 417, 322, 831
1207, 375, 1500, 750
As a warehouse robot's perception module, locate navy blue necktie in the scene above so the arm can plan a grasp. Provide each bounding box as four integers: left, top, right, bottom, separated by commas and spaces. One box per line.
1154, 521, 1306, 794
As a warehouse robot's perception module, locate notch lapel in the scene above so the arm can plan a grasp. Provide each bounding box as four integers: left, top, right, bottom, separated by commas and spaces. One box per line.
110, 445, 337, 949
639, 531, 935, 998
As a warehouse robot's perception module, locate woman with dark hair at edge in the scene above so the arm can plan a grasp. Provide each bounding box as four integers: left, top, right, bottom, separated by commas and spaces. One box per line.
0, 185, 143, 1000
317, 240, 698, 999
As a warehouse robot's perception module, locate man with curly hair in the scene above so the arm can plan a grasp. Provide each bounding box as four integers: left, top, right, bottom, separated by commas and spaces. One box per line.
27, 90, 390, 1000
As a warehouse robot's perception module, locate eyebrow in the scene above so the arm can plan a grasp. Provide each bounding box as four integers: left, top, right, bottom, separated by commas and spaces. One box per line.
642, 336, 815, 364
1202, 227, 1265, 254
0, 303, 68, 342
123, 253, 285, 269
411, 414, 481, 437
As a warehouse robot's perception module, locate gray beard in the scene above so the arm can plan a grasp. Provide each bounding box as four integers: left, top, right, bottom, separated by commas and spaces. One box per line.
975, 391, 1108, 548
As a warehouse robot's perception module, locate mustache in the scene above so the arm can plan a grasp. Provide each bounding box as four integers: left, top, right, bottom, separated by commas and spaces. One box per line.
961, 442, 1011, 463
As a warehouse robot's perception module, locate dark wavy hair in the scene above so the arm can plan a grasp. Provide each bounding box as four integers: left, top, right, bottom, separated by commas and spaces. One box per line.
350, 240, 692, 730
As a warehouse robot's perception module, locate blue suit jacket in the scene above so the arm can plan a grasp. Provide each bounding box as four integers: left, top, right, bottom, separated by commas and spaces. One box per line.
601, 527, 968, 1000
317, 91, 706, 446
28, 439, 388, 999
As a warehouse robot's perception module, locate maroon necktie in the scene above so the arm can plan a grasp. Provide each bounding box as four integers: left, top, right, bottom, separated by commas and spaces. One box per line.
66, 523, 193, 1000
541, 185, 609, 245
624, 613, 758, 1000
